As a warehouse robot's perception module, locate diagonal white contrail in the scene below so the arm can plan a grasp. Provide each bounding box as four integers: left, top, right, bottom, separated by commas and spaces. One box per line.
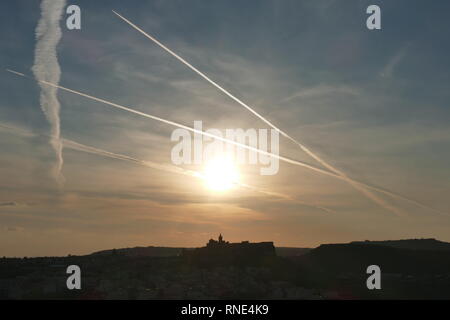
0, 122, 333, 213
6, 69, 446, 216
5, 69, 341, 177
111, 10, 403, 215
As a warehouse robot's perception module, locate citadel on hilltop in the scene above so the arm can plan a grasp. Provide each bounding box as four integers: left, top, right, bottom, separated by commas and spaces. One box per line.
182, 234, 276, 266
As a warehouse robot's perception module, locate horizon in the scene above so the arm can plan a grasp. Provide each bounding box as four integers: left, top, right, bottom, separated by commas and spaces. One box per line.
1, 0, 450, 257
2, 236, 448, 259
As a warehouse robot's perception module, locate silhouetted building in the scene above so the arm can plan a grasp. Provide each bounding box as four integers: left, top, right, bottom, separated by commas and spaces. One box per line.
183, 235, 276, 266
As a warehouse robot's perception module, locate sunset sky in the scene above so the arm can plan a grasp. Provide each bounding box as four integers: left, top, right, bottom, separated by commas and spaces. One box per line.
1, 0, 450, 257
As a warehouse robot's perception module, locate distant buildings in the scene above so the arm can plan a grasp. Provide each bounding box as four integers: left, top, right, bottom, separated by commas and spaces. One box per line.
183, 234, 276, 266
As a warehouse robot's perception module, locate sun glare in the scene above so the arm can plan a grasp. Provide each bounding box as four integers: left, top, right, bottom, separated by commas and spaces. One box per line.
203, 157, 240, 192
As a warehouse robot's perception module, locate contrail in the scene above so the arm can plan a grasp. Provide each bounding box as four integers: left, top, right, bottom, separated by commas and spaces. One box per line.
6, 69, 446, 216
111, 10, 402, 215
0, 122, 198, 180
32, 0, 67, 187
5, 70, 340, 175
63, 141, 335, 212
65, 139, 335, 212
0, 122, 333, 212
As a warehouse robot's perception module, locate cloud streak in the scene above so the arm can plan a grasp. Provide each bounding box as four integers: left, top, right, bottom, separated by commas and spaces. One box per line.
381, 43, 411, 78
6, 69, 446, 216
67, 142, 332, 212
112, 11, 405, 216
1, 122, 329, 212
31, 0, 67, 186
0, 202, 18, 207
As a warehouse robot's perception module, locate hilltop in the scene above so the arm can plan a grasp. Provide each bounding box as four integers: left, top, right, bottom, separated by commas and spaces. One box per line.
350, 238, 450, 251
90, 246, 185, 257
90, 245, 311, 257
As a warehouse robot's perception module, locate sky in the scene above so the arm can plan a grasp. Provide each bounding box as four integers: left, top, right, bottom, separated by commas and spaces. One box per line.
1, 0, 450, 257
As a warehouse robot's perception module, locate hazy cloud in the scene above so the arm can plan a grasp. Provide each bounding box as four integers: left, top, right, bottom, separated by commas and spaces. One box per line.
0, 202, 18, 207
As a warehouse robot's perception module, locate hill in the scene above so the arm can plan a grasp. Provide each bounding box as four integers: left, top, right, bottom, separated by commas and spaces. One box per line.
90, 246, 185, 257
275, 247, 311, 257
299, 242, 450, 274
350, 238, 450, 251
91, 246, 311, 257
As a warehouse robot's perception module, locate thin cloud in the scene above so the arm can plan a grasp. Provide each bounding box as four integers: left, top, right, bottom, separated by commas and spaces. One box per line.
1, 122, 317, 210
381, 43, 411, 78
0, 202, 18, 207
7, 69, 445, 216
4, 226, 25, 232
281, 84, 360, 104
111, 11, 407, 216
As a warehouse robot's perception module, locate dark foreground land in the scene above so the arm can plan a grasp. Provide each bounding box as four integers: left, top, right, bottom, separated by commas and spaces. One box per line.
1, 239, 450, 299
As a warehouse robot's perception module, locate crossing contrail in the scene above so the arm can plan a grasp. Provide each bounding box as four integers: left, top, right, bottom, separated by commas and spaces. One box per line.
6, 69, 446, 216
5, 69, 340, 176
0, 122, 333, 212
111, 10, 403, 215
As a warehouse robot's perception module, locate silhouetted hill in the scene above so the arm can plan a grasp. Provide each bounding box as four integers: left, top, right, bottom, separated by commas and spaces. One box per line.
350, 238, 450, 251
91, 246, 311, 257
91, 246, 186, 257
299, 242, 450, 274
275, 247, 311, 257
3, 239, 450, 299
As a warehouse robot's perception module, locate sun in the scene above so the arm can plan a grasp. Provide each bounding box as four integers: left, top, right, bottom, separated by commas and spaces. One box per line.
203, 156, 240, 192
